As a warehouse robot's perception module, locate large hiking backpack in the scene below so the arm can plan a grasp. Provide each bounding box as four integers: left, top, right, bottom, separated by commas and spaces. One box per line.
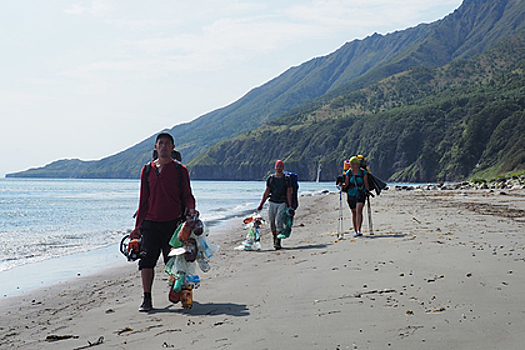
283, 171, 299, 210
355, 155, 387, 196
357, 155, 369, 171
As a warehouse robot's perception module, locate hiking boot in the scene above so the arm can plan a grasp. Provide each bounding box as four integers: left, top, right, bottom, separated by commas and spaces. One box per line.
273, 236, 282, 250
139, 294, 152, 312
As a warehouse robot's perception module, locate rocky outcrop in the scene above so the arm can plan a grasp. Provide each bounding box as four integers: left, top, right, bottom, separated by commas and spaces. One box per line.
392, 175, 525, 191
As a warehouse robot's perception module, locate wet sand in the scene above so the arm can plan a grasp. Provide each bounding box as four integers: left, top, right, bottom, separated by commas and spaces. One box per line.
1, 189, 524, 349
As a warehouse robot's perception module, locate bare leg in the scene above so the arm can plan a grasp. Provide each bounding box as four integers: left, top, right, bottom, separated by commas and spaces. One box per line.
355, 202, 365, 233
141, 268, 154, 293
351, 208, 358, 233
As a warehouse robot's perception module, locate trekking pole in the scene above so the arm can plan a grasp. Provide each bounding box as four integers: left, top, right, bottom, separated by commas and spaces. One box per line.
366, 195, 374, 235
338, 189, 344, 238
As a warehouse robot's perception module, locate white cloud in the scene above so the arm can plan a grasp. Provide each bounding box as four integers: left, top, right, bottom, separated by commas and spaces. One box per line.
284, 0, 463, 37
60, 0, 463, 81
63, 0, 113, 16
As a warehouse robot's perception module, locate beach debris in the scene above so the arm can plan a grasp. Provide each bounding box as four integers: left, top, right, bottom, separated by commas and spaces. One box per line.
236, 213, 264, 251
397, 325, 424, 339
215, 338, 232, 346
405, 310, 414, 316
316, 310, 342, 317
354, 289, 396, 298
73, 336, 105, 350
116, 327, 133, 335
165, 215, 217, 309
45, 334, 79, 342
277, 208, 294, 239
426, 275, 445, 283
155, 329, 183, 336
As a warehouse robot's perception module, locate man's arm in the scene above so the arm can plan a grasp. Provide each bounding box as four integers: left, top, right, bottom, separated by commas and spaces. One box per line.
258, 186, 271, 211
131, 165, 150, 238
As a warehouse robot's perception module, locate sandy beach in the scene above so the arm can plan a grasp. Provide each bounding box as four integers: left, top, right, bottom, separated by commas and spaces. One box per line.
1, 188, 524, 350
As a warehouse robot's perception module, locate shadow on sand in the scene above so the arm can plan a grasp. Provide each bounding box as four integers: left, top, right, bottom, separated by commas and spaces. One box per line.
148, 301, 250, 317
279, 243, 329, 251
362, 234, 408, 239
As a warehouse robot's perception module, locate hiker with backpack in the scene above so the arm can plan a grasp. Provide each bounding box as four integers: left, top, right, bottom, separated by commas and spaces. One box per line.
130, 132, 197, 312
344, 156, 370, 237
257, 160, 293, 250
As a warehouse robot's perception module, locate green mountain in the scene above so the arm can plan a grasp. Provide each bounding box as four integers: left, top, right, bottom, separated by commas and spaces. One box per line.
188, 34, 525, 182
7, 0, 525, 180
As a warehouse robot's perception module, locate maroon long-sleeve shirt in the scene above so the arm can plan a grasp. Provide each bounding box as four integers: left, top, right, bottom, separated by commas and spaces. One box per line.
134, 160, 196, 229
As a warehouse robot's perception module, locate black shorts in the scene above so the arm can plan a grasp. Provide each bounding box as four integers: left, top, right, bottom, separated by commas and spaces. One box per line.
138, 219, 181, 270
346, 190, 366, 210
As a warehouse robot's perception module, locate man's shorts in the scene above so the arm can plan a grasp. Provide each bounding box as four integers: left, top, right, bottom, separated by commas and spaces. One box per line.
269, 201, 287, 233
138, 219, 180, 270
346, 190, 366, 210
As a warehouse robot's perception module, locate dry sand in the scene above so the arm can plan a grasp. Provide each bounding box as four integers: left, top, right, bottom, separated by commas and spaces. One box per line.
1, 189, 524, 350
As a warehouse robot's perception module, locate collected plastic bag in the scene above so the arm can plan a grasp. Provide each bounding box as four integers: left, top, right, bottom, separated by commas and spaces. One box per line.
165, 215, 218, 308
236, 213, 264, 251
166, 218, 218, 278
169, 223, 184, 248
277, 208, 294, 239
242, 232, 261, 251
196, 234, 216, 259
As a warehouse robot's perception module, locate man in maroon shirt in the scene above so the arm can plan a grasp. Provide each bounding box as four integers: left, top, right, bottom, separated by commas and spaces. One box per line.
131, 132, 197, 312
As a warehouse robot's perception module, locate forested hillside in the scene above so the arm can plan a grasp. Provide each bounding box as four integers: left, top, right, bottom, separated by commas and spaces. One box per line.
188, 34, 525, 182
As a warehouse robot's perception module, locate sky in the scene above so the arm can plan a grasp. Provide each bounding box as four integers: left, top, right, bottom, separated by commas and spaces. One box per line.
0, 0, 463, 177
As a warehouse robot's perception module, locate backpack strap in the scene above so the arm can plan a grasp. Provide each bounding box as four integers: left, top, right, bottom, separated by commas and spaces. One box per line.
269, 174, 291, 184
348, 169, 365, 189
144, 162, 152, 187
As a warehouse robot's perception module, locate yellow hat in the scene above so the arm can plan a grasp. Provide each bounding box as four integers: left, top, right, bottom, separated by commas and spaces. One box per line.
349, 156, 360, 165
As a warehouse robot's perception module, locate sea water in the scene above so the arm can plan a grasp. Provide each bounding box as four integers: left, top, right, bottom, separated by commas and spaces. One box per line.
0, 178, 333, 296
